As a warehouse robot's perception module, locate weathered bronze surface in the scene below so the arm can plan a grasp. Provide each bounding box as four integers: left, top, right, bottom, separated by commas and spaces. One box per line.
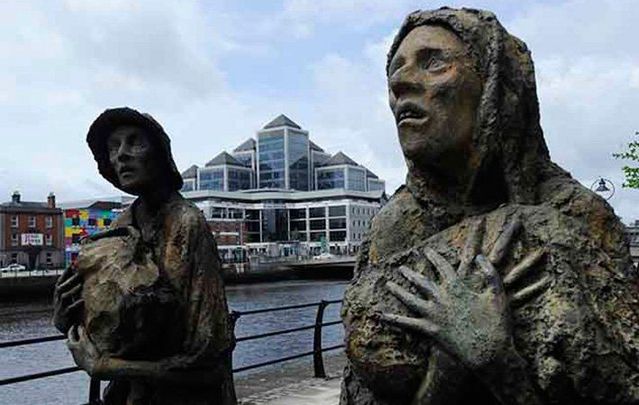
53, 107, 237, 404
340, 8, 639, 404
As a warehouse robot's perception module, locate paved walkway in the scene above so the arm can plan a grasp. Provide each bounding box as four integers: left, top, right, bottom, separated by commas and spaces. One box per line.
235, 351, 345, 405
239, 377, 341, 405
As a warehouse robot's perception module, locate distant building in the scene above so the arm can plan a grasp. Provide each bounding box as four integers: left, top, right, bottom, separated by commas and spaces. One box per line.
626, 220, 639, 266
180, 115, 387, 260
58, 199, 123, 266
0, 191, 64, 269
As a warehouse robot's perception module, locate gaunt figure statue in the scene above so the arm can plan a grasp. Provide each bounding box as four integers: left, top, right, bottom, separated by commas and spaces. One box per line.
53, 108, 237, 404
340, 8, 639, 404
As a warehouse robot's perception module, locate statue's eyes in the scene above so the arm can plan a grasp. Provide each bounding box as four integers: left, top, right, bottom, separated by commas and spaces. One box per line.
420, 55, 448, 72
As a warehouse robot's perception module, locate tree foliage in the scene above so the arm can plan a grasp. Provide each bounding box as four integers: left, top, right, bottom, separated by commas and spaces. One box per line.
613, 132, 639, 188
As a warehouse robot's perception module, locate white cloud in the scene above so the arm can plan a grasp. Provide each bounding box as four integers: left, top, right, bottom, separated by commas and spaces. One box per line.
0, 0, 637, 224
508, 0, 639, 222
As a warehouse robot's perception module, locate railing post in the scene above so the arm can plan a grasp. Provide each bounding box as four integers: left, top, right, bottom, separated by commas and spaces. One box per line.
88, 378, 100, 404
313, 300, 328, 378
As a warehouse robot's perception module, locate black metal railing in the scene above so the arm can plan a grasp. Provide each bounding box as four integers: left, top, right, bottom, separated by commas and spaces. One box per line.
0, 299, 344, 404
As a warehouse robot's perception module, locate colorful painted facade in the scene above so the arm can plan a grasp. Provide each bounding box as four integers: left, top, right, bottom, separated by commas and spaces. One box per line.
63, 204, 121, 266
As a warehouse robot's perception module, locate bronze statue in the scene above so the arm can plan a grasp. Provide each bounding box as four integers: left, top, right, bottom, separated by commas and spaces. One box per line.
53, 107, 237, 404
340, 8, 639, 404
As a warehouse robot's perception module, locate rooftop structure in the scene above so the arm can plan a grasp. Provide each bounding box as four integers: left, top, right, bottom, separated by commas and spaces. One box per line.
179, 115, 387, 258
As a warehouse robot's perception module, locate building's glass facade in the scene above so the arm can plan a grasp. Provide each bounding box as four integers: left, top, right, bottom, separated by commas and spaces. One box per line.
181, 179, 196, 192
233, 152, 254, 169
368, 179, 385, 192
347, 167, 367, 192
199, 168, 225, 190
227, 168, 252, 191
317, 168, 345, 190
288, 131, 309, 191
261, 207, 288, 241
258, 130, 286, 189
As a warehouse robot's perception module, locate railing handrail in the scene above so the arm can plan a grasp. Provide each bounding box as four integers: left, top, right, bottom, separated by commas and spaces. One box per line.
0, 299, 345, 395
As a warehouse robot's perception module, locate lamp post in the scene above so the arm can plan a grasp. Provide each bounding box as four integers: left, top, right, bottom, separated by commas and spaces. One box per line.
591, 177, 615, 200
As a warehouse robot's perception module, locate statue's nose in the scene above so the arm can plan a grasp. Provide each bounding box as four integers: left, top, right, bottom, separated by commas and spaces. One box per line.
389, 66, 423, 98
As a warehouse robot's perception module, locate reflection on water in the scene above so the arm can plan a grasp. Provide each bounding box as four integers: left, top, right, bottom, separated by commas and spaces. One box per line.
0, 280, 348, 405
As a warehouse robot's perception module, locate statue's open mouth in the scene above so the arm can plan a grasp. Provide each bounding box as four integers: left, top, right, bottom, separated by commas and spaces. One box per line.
396, 103, 427, 124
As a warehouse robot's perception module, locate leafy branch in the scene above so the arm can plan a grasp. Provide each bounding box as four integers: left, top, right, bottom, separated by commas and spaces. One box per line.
612, 131, 639, 188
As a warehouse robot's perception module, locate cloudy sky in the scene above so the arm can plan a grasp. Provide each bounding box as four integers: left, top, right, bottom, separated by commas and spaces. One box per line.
1, 0, 638, 223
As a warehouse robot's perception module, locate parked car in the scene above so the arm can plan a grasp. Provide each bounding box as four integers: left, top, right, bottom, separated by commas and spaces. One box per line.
0, 263, 26, 273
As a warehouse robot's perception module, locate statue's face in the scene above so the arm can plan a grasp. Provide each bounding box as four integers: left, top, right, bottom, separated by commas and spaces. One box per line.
107, 125, 161, 195
388, 25, 482, 171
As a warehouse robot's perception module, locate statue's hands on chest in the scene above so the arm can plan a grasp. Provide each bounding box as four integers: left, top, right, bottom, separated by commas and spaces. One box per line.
379, 216, 551, 372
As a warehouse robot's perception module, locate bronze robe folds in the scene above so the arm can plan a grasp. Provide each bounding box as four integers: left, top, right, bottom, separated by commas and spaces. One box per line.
97, 194, 235, 405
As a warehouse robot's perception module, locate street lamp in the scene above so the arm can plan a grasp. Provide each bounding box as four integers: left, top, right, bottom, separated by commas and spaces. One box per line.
591, 177, 615, 200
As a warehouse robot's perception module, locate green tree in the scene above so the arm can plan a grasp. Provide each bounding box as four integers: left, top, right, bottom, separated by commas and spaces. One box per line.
613, 131, 639, 188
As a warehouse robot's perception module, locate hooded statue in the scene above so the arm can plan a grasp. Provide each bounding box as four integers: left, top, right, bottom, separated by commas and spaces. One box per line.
340, 8, 639, 405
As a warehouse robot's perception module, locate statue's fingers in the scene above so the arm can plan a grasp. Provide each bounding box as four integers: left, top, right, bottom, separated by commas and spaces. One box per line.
67, 299, 84, 313
510, 276, 552, 306
378, 312, 439, 336
423, 247, 457, 282
488, 214, 522, 265
61, 283, 82, 302
503, 248, 546, 288
67, 325, 79, 344
398, 266, 440, 300
386, 281, 438, 318
458, 218, 485, 277
58, 272, 82, 293
475, 255, 504, 295
55, 265, 75, 287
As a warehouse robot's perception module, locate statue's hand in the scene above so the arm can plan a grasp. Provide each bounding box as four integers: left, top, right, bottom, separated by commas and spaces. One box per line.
67, 325, 105, 377
52, 264, 84, 334
379, 216, 551, 373
381, 250, 512, 371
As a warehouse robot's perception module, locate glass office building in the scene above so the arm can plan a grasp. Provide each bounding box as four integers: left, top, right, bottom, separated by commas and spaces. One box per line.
179, 114, 387, 256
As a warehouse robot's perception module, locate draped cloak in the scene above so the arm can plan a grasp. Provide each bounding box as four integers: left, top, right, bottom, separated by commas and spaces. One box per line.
340, 8, 639, 405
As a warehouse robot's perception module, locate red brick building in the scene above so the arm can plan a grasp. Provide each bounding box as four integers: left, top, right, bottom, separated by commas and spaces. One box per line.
0, 191, 65, 269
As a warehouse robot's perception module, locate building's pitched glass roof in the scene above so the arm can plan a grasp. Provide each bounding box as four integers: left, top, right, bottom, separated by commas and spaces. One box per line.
181, 164, 199, 179
365, 169, 379, 179
321, 151, 359, 167
233, 138, 256, 152
263, 114, 301, 129
309, 140, 325, 152
205, 152, 244, 167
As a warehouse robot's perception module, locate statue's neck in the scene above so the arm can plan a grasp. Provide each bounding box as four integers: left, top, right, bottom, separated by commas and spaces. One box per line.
406, 157, 507, 214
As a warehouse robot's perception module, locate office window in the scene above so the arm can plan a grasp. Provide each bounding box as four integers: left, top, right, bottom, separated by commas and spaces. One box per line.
309, 207, 325, 218
310, 219, 326, 231
328, 206, 346, 217
11, 216, 18, 228
28, 216, 36, 228
317, 168, 345, 190
45, 216, 53, 229
289, 208, 306, 220
329, 218, 346, 229
330, 231, 346, 242
199, 168, 224, 190
11, 234, 18, 246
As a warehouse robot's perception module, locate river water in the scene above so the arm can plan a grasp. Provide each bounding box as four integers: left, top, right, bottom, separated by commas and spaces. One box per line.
0, 279, 348, 405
